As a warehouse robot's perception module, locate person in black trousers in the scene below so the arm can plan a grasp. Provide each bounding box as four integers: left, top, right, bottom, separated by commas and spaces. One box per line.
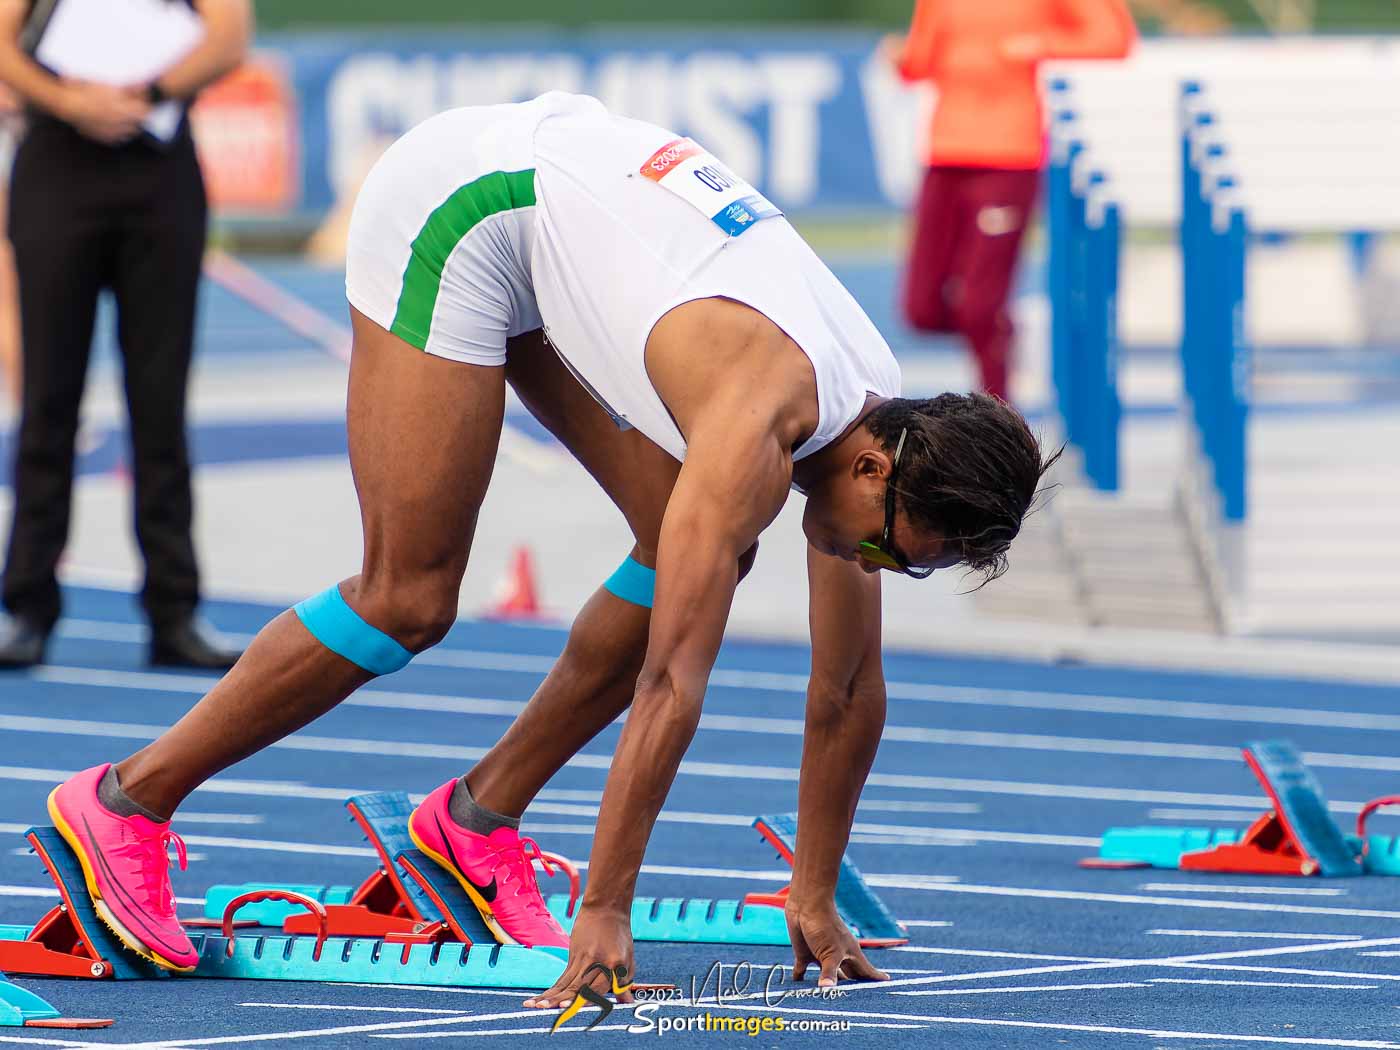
0, 0, 251, 668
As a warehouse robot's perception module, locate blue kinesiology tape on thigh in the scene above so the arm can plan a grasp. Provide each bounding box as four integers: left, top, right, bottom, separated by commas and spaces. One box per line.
294, 585, 413, 676
603, 556, 655, 609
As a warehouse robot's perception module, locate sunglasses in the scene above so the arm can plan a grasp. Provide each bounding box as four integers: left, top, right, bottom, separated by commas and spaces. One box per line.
856, 428, 937, 579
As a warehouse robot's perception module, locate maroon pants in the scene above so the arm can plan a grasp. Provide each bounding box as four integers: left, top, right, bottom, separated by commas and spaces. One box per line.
902, 165, 1040, 401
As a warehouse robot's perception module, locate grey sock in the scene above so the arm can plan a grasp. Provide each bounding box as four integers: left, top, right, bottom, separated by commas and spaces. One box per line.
448, 777, 520, 836
97, 766, 166, 823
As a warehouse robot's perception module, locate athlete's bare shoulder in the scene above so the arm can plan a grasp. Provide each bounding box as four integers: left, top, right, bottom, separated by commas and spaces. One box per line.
645, 297, 819, 454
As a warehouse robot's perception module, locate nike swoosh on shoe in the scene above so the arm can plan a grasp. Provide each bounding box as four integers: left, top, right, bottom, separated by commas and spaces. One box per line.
435, 813, 497, 902
82, 814, 186, 955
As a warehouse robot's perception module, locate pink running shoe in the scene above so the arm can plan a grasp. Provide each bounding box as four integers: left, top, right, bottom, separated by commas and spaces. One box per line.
408, 779, 569, 953
47, 764, 197, 973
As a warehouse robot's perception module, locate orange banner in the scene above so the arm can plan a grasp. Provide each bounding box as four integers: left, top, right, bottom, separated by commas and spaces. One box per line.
190, 54, 299, 215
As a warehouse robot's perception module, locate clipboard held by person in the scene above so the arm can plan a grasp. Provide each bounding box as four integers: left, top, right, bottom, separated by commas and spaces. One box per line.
21, 0, 204, 143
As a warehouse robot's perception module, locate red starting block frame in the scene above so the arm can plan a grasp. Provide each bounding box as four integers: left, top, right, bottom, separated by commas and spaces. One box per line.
285, 796, 577, 941
196, 792, 579, 944
1179, 743, 1363, 877
0, 831, 120, 979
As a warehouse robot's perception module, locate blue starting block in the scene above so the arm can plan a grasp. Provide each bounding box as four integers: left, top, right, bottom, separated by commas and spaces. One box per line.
205, 798, 905, 949
0, 968, 109, 1030
0, 974, 58, 1026
0, 971, 112, 1029
203, 883, 356, 927
1085, 741, 1396, 877
189, 926, 563, 989
547, 894, 791, 945
1098, 827, 1241, 869
752, 814, 908, 947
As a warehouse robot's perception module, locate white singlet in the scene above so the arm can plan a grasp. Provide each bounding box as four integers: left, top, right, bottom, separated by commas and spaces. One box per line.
345, 91, 901, 463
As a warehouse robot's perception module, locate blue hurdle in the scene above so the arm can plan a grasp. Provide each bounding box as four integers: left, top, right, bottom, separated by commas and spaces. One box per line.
1047, 79, 1123, 493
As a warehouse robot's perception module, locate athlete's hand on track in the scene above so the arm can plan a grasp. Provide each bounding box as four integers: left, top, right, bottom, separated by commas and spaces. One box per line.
523, 906, 636, 1010
59, 80, 149, 145
785, 899, 889, 988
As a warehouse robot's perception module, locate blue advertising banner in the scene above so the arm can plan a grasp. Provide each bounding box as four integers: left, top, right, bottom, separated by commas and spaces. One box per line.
228, 29, 929, 222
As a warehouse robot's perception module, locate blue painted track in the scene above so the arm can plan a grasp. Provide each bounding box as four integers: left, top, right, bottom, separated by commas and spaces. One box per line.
1, 585, 1399, 1047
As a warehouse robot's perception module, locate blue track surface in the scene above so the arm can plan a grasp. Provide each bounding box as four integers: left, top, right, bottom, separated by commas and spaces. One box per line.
2, 586, 1399, 1047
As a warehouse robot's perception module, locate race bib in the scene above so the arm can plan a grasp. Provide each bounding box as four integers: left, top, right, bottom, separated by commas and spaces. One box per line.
639, 138, 782, 237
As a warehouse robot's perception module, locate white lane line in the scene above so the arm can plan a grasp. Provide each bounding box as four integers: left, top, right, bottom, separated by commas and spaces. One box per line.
1358, 951, 1400, 957
1148, 929, 1365, 941
0, 757, 1371, 818
1140, 884, 1347, 897
74, 1006, 587, 1048
1149, 808, 1267, 822
25, 669, 1400, 775
372, 1021, 929, 1039
1149, 978, 1377, 989
238, 1004, 469, 1016
202, 938, 1400, 1047
693, 1001, 1400, 1048
880, 879, 1400, 922
1165, 964, 1400, 983
0, 820, 375, 860
817, 935, 1400, 996
371, 1025, 631, 1039
858, 800, 981, 814
514, 823, 599, 836
515, 800, 1097, 848
898, 920, 953, 929
3, 714, 1389, 826
174, 813, 265, 825
894, 981, 1148, 996
880, 967, 946, 974
10, 801, 1400, 926
850, 830, 1097, 848
535, 788, 604, 802
891, 947, 1107, 963
50, 625, 1400, 734
0, 882, 206, 907
0, 763, 378, 805
14, 807, 1400, 926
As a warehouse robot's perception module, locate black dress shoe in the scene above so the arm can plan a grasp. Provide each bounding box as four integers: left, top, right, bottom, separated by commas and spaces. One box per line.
150, 617, 243, 670
0, 615, 50, 669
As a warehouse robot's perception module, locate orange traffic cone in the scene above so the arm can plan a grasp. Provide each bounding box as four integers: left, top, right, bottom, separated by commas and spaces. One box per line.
488, 546, 541, 619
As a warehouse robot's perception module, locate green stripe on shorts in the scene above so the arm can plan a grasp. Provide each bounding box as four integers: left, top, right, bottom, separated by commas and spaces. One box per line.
390, 168, 536, 350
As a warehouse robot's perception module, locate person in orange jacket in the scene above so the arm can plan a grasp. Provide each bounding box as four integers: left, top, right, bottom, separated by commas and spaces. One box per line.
886, 0, 1136, 401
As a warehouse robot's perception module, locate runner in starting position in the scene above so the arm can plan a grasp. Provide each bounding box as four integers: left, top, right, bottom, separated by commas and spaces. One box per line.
44, 92, 1056, 1009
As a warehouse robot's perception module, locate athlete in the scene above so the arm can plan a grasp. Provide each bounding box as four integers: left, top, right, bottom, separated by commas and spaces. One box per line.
44, 93, 1055, 1010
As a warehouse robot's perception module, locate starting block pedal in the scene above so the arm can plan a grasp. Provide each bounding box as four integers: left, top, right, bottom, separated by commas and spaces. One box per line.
0, 828, 168, 980
1084, 740, 1394, 877
202, 791, 574, 957
748, 814, 908, 948
0, 972, 111, 1029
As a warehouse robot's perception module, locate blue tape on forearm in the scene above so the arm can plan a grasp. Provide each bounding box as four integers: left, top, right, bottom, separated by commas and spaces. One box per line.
294, 585, 413, 676
603, 556, 655, 609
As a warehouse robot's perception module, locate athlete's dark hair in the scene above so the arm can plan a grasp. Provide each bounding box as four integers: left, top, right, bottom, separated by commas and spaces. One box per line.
865, 393, 1061, 584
